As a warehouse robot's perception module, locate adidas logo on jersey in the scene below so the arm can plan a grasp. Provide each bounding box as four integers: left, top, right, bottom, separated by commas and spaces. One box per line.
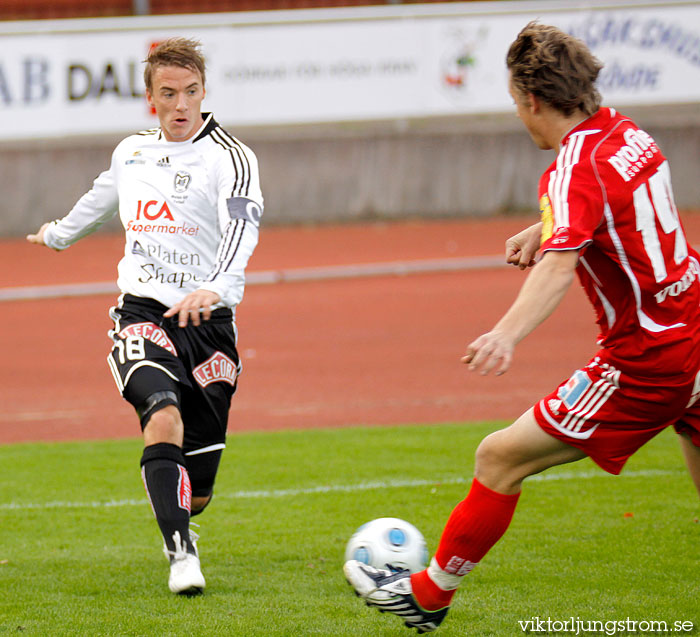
157, 156, 171, 167
547, 399, 562, 414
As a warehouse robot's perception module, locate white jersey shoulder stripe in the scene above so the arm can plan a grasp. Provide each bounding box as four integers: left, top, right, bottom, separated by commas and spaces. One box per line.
209, 127, 252, 198
549, 133, 585, 228
549, 130, 603, 229
210, 127, 251, 197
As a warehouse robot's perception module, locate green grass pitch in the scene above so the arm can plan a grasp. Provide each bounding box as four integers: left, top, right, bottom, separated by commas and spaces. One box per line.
0, 423, 697, 636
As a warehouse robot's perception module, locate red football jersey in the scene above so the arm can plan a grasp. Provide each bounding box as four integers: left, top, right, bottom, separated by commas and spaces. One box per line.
539, 107, 700, 374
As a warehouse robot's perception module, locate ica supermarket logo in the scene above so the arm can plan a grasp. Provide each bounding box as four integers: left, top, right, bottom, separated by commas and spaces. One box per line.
127, 199, 199, 236
135, 199, 174, 221
126, 199, 199, 236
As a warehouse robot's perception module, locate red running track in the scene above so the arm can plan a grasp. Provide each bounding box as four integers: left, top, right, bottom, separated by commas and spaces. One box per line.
1, 213, 698, 444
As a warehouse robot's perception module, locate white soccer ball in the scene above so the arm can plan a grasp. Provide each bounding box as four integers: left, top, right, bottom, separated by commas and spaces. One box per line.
344, 517, 429, 573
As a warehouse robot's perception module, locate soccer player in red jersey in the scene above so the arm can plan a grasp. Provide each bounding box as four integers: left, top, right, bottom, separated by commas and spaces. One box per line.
345, 21, 700, 633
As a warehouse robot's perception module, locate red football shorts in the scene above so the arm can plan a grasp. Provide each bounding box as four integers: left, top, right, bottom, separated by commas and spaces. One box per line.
534, 353, 700, 474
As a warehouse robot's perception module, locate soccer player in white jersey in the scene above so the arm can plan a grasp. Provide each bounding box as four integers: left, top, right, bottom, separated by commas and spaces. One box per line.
27, 38, 263, 595
345, 22, 700, 632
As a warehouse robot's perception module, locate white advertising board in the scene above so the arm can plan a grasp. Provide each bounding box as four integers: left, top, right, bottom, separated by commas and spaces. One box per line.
0, 1, 699, 140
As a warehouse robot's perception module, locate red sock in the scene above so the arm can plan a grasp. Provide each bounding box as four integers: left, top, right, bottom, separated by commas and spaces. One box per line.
411, 569, 455, 610
412, 478, 520, 610
435, 478, 520, 571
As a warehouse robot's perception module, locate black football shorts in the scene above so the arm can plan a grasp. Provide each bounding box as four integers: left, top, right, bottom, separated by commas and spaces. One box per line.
107, 294, 241, 455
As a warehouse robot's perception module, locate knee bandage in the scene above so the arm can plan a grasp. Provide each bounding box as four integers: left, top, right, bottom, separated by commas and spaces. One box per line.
136, 390, 179, 428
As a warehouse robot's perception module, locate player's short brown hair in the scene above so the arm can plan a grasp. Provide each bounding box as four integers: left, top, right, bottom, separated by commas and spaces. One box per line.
144, 37, 206, 92
506, 21, 602, 117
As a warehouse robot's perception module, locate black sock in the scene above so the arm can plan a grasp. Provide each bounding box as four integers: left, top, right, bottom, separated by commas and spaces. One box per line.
140, 443, 195, 555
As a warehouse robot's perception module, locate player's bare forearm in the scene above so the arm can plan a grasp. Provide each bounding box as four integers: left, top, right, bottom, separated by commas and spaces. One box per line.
462, 249, 578, 375
505, 222, 542, 269
494, 249, 577, 340
163, 289, 222, 327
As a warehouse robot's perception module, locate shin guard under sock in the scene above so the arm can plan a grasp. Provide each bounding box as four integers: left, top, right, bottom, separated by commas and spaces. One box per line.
434, 477, 520, 572
140, 443, 195, 555
412, 478, 520, 610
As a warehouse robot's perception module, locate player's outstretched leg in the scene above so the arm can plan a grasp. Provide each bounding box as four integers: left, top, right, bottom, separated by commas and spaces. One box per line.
343, 561, 449, 633
343, 477, 520, 632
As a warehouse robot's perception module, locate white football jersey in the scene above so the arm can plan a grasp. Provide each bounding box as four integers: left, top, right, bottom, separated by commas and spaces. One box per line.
44, 113, 263, 312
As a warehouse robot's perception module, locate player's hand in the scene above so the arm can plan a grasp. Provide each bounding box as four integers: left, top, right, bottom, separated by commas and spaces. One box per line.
461, 330, 515, 376
163, 289, 222, 327
505, 223, 542, 270
26, 223, 50, 246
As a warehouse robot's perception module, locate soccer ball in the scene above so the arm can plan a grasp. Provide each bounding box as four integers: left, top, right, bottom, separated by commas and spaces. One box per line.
344, 517, 428, 573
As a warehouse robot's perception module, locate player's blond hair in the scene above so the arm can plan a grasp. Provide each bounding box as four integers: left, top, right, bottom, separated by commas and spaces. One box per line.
506, 22, 602, 117
143, 37, 206, 91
